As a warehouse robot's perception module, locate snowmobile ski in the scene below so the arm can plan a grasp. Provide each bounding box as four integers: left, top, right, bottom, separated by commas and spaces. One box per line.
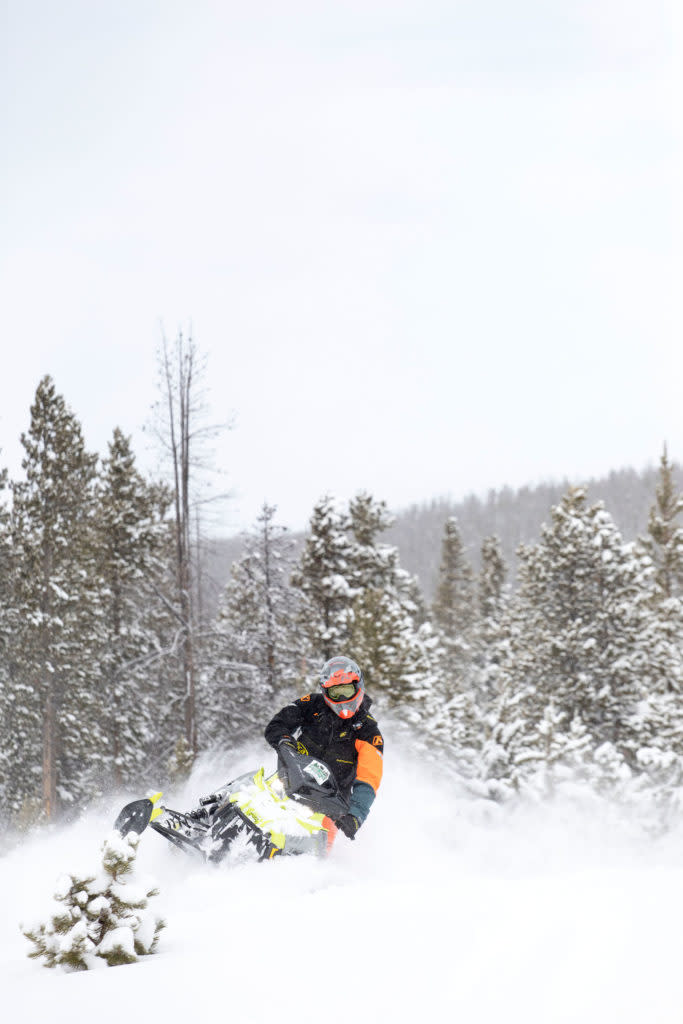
114, 792, 163, 837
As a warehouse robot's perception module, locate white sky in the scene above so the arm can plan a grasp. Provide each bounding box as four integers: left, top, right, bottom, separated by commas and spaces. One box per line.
1, 1, 679, 533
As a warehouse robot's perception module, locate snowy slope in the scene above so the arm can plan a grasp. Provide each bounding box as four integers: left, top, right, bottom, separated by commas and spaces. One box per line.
3, 743, 683, 1024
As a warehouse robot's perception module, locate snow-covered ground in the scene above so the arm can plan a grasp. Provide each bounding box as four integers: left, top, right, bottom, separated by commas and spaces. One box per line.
4, 741, 683, 1024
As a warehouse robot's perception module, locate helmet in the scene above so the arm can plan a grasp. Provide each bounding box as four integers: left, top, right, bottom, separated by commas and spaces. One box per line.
320, 656, 365, 719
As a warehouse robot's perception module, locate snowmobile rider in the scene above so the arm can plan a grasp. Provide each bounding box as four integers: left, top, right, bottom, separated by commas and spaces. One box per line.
264, 655, 384, 840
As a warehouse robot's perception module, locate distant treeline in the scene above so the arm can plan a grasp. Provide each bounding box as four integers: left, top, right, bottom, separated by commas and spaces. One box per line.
385, 464, 683, 596
204, 463, 683, 605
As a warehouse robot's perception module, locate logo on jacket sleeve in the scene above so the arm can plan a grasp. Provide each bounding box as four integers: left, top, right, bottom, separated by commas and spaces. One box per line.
372, 735, 383, 746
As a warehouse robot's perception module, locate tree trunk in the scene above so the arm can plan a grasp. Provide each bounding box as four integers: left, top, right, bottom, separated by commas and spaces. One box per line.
42, 682, 57, 819
162, 333, 198, 757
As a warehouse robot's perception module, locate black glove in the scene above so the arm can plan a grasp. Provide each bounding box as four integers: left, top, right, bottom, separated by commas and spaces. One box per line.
187, 805, 213, 824
200, 793, 222, 811
188, 793, 220, 823
336, 813, 361, 840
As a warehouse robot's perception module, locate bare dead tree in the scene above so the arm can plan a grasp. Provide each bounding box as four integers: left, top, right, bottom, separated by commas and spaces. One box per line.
149, 331, 231, 758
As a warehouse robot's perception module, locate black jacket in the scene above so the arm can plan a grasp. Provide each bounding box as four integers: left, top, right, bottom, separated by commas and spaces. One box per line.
264, 692, 384, 804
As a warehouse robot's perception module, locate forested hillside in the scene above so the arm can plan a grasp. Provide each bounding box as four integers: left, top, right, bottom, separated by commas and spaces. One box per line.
385, 464, 683, 597
205, 464, 682, 604
1, 364, 682, 836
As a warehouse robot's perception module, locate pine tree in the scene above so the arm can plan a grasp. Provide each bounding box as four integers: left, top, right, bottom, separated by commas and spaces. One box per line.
10, 377, 104, 819
516, 491, 634, 747
202, 503, 300, 748
641, 446, 683, 703
0, 460, 17, 819
291, 495, 356, 668
480, 603, 593, 796
2, 436, 44, 820
482, 488, 676, 791
432, 517, 475, 632
346, 492, 438, 720
423, 516, 479, 766
95, 428, 172, 788
478, 535, 507, 626
441, 535, 509, 779
480, 615, 534, 798
646, 445, 683, 600
23, 830, 164, 969
225, 502, 299, 695
139, 521, 193, 781
620, 451, 683, 810
349, 586, 437, 717
347, 492, 396, 591
431, 517, 475, 681
473, 534, 509, 709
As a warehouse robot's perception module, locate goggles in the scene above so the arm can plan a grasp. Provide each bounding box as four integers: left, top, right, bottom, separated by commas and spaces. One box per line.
325, 682, 358, 701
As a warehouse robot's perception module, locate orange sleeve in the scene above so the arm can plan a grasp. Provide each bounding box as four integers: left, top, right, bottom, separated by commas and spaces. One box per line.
355, 738, 383, 793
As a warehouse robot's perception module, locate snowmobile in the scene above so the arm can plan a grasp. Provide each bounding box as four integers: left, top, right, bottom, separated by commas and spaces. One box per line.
113, 744, 350, 863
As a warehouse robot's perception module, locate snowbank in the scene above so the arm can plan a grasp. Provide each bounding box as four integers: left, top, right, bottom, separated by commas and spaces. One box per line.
3, 741, 683, 1023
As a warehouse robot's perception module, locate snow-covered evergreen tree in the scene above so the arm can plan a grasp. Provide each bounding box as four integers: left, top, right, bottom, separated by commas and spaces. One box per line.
291, 495, 356, 668
23, 830, 164, 970
9, 377, 105, 818
432, 516, 475, 632
473, 534, 509, 708
482, 488, 678, 793
641, 446, 683, 696
140, 521, 195, 780
290, 490, 440, 736
347, 492, 397, 593
201, 503, 300, 747
478, 535, 507, 630
349, 585, 437, 718
345, 492, 442, 742
622, 454, 683, 816
0, 460, 18, 820
523, 491, 655, 748
95, 428, 172, 787
418, 517, 481, 767
646, 445, 683, 600
431, 517, 475, 683
437, 534, 510, 780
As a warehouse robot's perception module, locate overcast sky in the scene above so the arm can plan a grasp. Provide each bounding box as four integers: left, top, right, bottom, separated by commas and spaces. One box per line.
1, 1, 678, 533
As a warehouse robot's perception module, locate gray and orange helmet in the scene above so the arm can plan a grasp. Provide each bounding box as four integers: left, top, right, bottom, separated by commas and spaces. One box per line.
320, 656, 365, 719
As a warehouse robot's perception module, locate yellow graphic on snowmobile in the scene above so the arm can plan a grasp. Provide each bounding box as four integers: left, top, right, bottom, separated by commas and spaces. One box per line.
225, 766, 332, 851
